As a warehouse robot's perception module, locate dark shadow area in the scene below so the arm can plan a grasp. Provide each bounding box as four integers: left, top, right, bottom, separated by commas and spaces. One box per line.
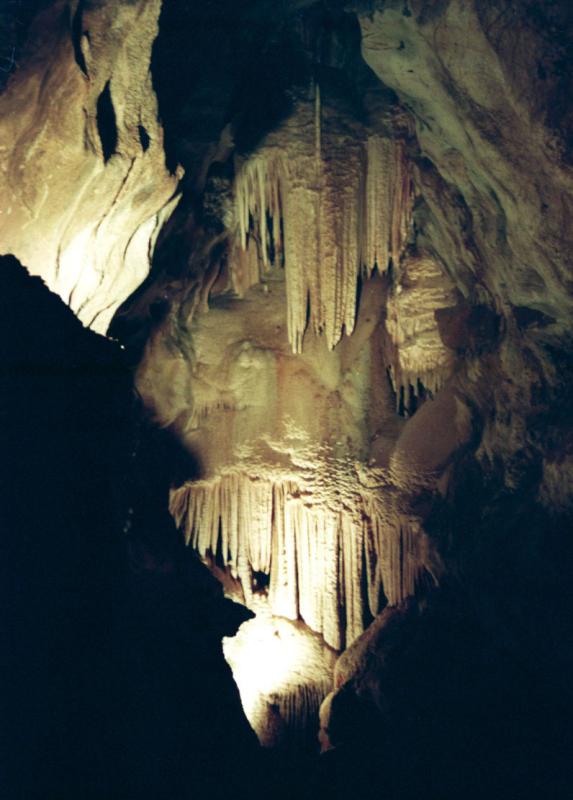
0, 255, 266, 800
0, 0, 52, 91
71, 0, 88, 77
309, 590, 572, 800
138, 123, 150, 152
1, 255, 572, 800
0, 254, 130, 798
96, 81, 117, 163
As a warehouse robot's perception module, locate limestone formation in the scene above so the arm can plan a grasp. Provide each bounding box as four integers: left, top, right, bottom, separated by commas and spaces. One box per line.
2, 2, 572, 792
0, 0, 179, 333
232, 96, 413, 352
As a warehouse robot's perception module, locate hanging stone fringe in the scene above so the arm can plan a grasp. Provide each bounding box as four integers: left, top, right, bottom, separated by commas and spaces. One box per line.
363, 135, 413, 275
170, 472, 428, 650
384, 253, 457, 408
232, 114, 413, 354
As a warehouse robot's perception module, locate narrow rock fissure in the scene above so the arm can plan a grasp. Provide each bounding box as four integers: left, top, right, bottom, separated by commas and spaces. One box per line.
96, 80, 117, 163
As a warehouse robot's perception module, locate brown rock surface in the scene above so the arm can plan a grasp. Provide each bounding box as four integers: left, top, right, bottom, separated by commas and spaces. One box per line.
360, 0, 573, 323
2, 2, 572, 792
0, 0, 179, 333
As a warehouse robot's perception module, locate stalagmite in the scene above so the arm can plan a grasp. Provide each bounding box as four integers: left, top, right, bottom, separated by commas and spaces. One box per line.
222, 610, 336, 749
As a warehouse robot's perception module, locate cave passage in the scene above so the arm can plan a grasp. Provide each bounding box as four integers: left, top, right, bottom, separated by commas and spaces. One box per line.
1, 1, 573, 799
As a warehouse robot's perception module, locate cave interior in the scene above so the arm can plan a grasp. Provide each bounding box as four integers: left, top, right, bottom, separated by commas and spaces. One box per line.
1, 1, 573, 799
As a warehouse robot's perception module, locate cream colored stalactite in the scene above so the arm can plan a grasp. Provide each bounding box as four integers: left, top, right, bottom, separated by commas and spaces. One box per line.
365, 514, 385, 616
232, 112, 413, 354
177, 474, 273, 605
313, 140, 363, 350
170, 473, 429, 650
276, 680, 331, 739
390, 521, 425, 603
233, 154, 286, 294
288, 152, 360, 353
363, 136, 413, 274
391, 141, 414, 265
283, 182, 318, 353
305, 134, 411, 351
233, 144, 364, 353
385, 253, 456, 407
247, 481, 273, 574
340, 513, 364, 646
269, 481, 300, 621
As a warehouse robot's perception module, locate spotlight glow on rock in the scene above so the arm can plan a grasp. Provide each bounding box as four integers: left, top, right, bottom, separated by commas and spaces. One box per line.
223, 605, 336, 749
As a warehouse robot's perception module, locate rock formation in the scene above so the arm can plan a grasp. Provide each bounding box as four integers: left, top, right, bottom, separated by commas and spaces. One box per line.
0, 0, 179, 333
2, 0, 572, 796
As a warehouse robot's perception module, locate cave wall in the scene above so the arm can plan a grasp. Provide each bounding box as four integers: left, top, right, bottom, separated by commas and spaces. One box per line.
354, 0, 573, 687
360, 0, 573, 321
135, 4, 573, 785
2, 0, 573, 793
0, 0, 179, 333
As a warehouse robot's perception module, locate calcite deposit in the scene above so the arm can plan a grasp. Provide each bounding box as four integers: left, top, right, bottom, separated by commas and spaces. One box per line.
222, 606, 337, 749
146, 257, 451, 651
138, 68, 458, 657
232, 95, 413, 352
3, 1, 572, 793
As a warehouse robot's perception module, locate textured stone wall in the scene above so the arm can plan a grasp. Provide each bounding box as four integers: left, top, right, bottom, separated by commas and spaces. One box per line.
3, 2, 572, 788
0, 0, 179, 333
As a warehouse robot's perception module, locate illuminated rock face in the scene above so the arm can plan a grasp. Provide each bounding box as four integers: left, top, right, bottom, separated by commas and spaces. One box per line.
0, 0, 179, 333
357, 1, 573, 587
360, 2, 573, 325
222, 608, 336, 749
385, 254, 457, 406
150, 277, 406, 651
132, 45, 471, 657
142, 264, 459, 652
232, 102, 414, 352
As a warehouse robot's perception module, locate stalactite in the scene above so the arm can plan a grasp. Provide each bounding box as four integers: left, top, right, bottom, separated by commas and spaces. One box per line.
384, 253, 456, 407
231, 103, 413, 353
274, 679, 331, 741
363, 136, 413, 274
170, 470, 429, 650
232, 154, 287, 296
